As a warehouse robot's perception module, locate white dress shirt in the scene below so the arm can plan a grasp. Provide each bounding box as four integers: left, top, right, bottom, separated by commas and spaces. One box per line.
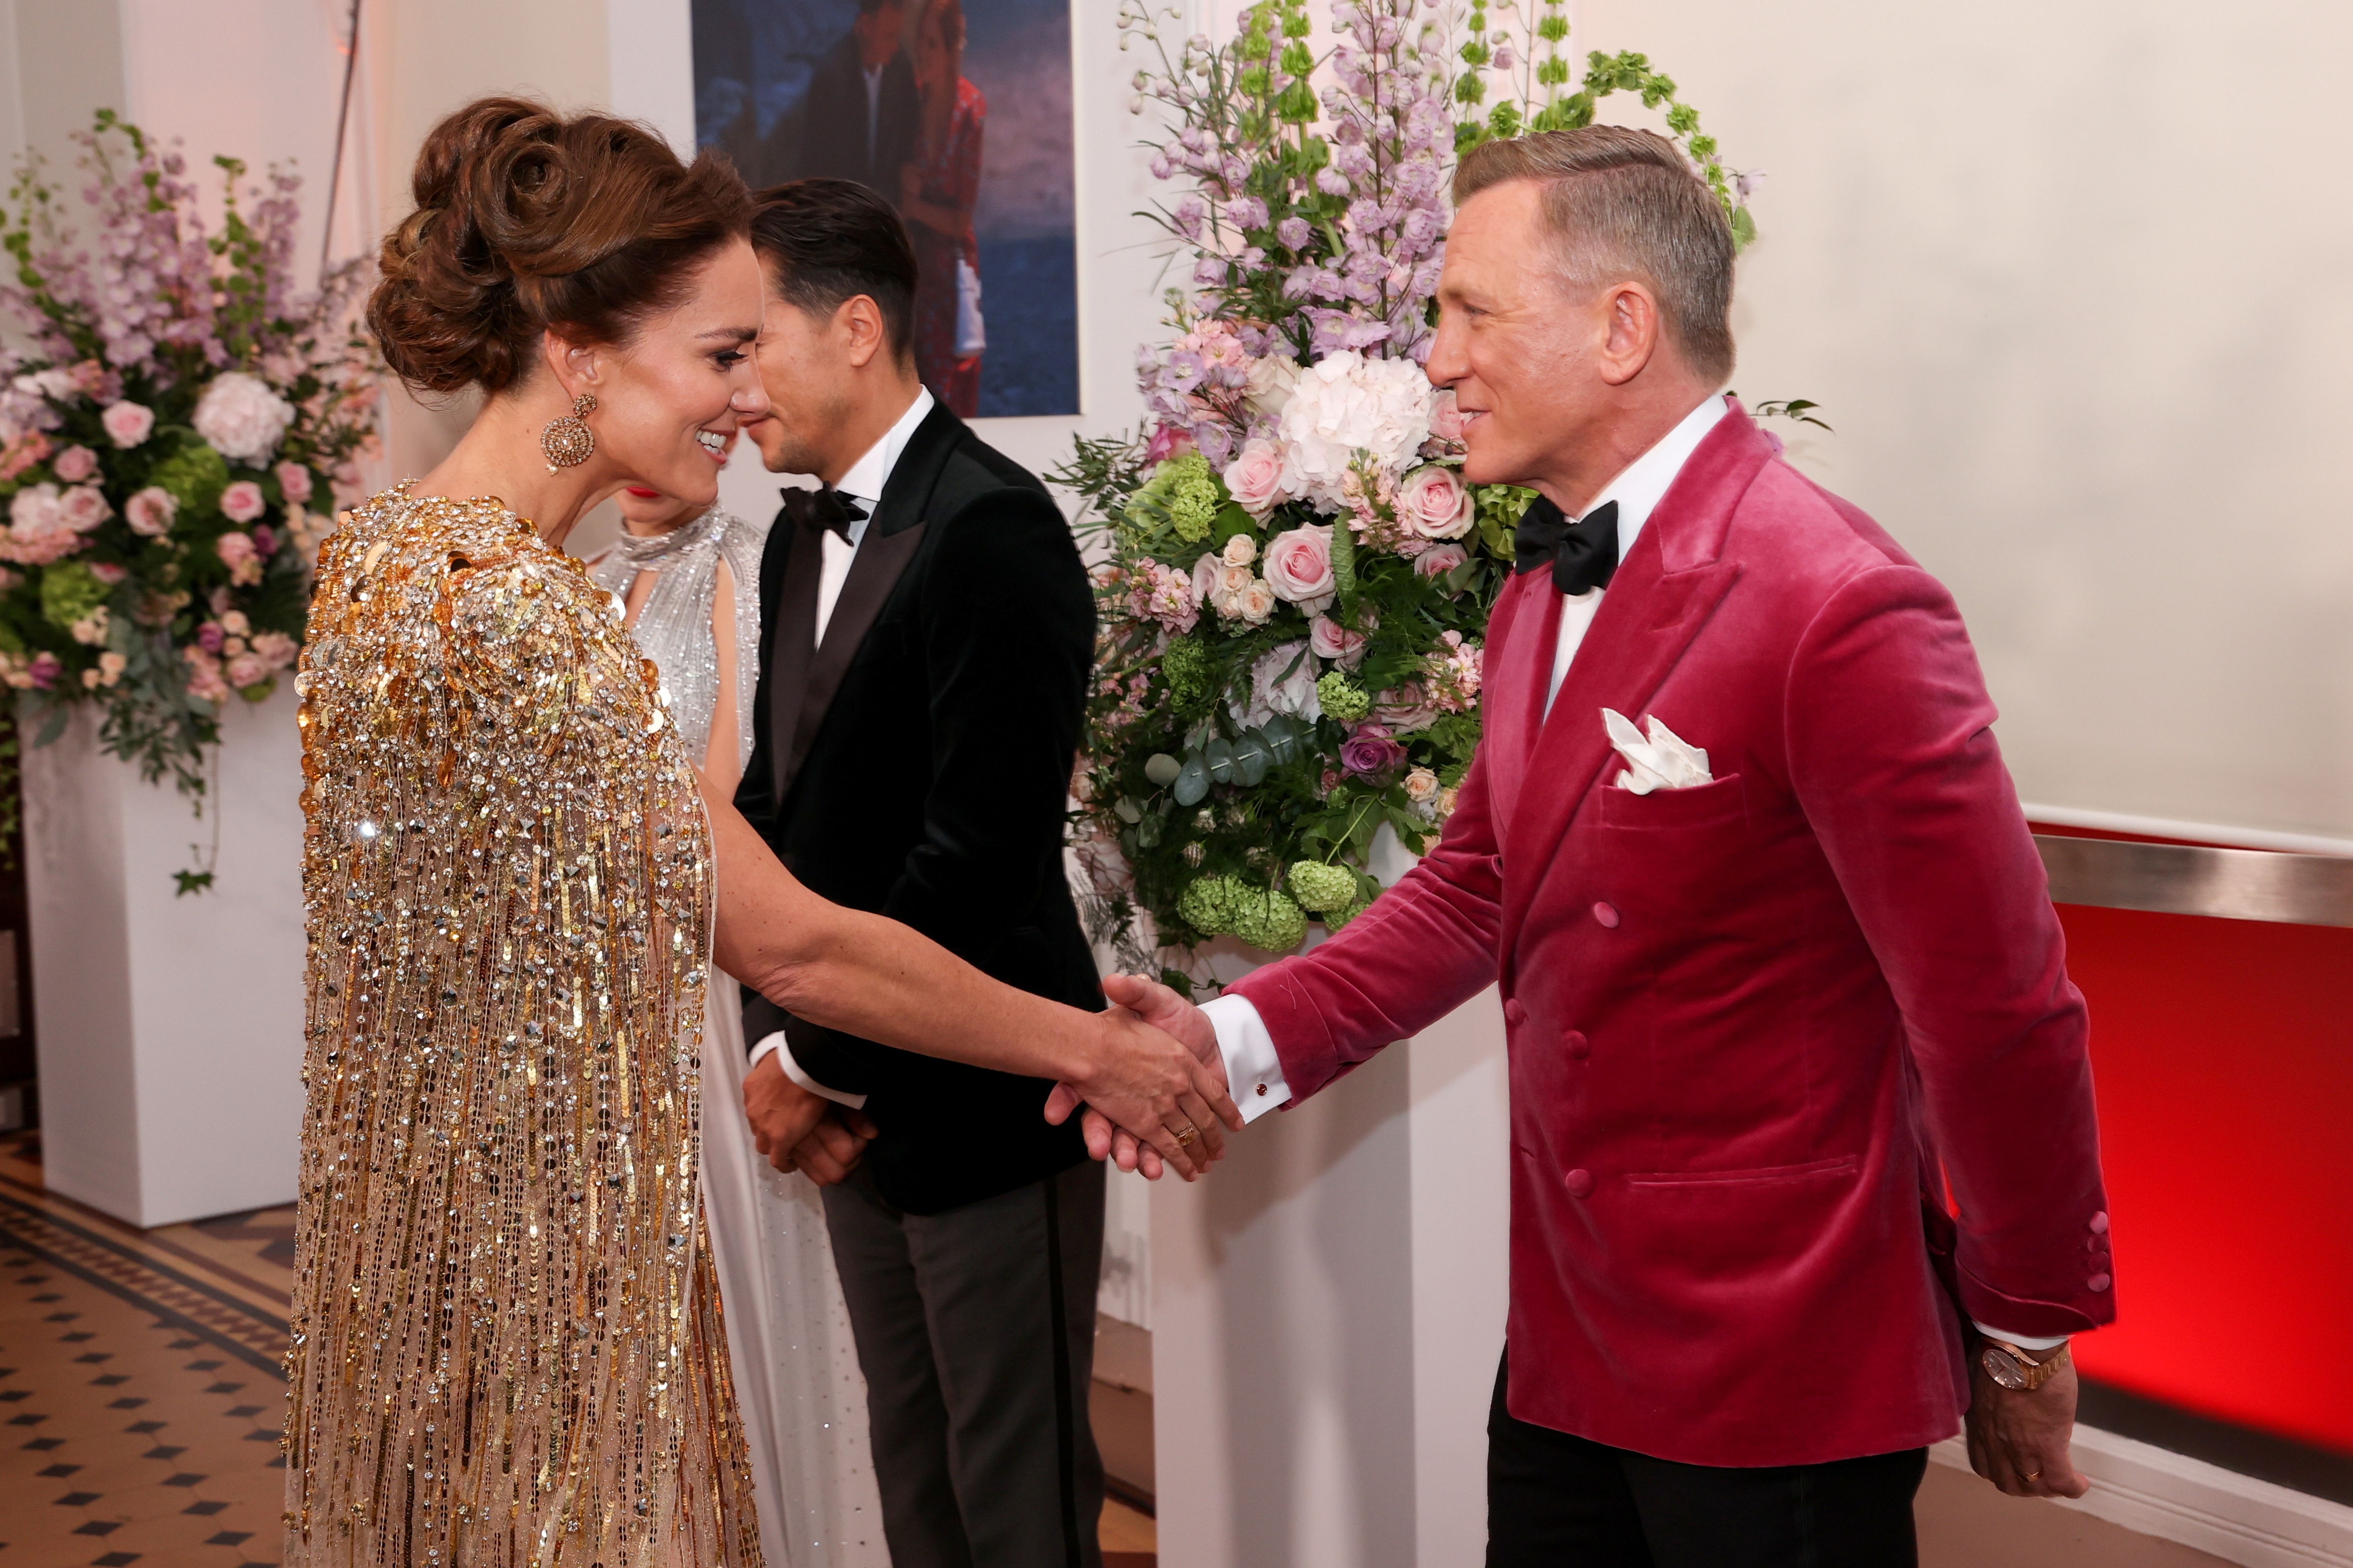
1197, 393, 2061, 1349
747, 388, 935, 1109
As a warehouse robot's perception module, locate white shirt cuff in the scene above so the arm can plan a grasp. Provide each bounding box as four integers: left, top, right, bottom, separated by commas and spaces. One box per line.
1201, 994, 1291, 1125
1973, 1321, 2070, 1352
748, 1030, 868, 1111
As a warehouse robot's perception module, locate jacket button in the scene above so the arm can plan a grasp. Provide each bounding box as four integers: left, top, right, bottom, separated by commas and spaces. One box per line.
1562, 1030, 1590, 1059
2089, 1211, 2109, 1234
1504, 999, 1528, 1026
1592, 902, 1621, 928
2086, 1272, 2112, 1293
1564, 1168, 1595, 1199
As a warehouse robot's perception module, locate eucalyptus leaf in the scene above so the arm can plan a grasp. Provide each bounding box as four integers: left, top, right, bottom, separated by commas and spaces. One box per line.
1204, 735, 1234, 783
1172, 753, 1211, 807
1232, 729, 1271, 786
1113, 797, 1144, 825
1262, 714, 1300, 764
1143, 752, 1183, 787
1136, 813, 1164, 848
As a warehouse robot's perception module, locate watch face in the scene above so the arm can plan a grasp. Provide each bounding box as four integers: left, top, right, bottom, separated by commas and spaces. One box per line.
1981, 1347, 2029, 1390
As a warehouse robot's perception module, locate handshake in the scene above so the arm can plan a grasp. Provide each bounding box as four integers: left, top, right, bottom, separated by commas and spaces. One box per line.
744, 974, 1242, 1186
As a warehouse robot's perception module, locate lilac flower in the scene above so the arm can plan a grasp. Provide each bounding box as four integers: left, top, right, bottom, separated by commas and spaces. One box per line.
1276, 216, 1312, 251
1228, 196, 1269, 231
1316, 168, 1352, 197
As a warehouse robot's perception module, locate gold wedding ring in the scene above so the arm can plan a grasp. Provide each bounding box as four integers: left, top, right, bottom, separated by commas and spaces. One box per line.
1173, 1121, 1200, 1149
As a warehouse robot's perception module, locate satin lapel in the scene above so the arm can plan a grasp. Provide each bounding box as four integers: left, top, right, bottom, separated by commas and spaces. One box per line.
766, 519, 824, 809
779, 403, 966, 796
1496, 409, 1776, 951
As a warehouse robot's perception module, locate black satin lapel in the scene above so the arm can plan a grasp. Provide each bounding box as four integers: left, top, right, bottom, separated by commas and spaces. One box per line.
766, 522, 825, 810
784, 519, 928, 796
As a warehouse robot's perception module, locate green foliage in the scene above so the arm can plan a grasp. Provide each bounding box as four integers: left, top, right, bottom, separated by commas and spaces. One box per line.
1316, 671, 1370, 723
39, 561, 108, 629
148, 439, 230, 518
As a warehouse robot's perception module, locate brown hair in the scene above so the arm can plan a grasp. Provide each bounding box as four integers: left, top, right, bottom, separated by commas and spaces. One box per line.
1454, 127, 1736, 382
370, 96, 753, 395
748, 179, 918, 364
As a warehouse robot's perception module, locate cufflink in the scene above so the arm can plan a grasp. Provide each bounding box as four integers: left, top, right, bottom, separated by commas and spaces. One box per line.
1256, 1084, 1269, 1096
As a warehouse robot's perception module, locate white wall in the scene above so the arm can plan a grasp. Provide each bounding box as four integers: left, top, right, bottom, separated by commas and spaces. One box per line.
1580, 0, 2353, 839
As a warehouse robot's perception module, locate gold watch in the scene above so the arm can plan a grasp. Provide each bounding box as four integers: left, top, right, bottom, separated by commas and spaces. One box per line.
1979, 1337, 2071, 1392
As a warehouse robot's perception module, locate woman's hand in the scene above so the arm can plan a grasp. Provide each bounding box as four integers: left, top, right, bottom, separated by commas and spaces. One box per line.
1047, 1004, 1240, 1180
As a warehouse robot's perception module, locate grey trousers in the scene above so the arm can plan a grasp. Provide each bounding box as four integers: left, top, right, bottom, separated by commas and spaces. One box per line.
823, 1159, 1107, 1568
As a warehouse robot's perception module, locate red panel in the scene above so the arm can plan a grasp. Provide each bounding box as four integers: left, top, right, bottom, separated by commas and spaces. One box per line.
2051, 899, 2353, 1454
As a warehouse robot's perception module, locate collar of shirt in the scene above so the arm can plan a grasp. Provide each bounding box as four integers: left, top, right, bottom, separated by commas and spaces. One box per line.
831, 386, 934, 549
1576, 391, 1731, 568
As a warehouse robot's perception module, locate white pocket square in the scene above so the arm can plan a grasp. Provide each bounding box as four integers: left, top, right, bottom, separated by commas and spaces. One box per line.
1602, 708, 1712, 794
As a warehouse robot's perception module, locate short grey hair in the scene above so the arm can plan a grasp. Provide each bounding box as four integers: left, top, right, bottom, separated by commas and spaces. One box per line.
1454, 127, 1736, 382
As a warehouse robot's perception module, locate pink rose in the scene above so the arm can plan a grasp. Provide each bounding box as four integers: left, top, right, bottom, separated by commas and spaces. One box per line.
1191, 551, 1223, 608
251, 630, 299, 670
182, 646, 230, 704
216, 530, 263, 585
125, 486, 177, 536
1234, 578, 1278, 623
197, 621, 226, 653
101, 400, 154, 448
219, 480, 266, 524
1397, 465, 1473, 540
1144, 423, 1197, 466
1340, 722, 1406, 778
52, 444, 97, 482
1376, 679, 1440, 734
1262, 523, 1336, 612
1309, 613, 1369, 668
1428, 388, 1466, 443
27, 651, 60, 689
274, 460, 313, 504
1413, 542, 1468, 579
58, 484, 111, 532
89, 562, 127, 585
226, 651, 269, 689
251, 523, 277, 557
0, 431, 51, 480
1221, 438, 1289, 517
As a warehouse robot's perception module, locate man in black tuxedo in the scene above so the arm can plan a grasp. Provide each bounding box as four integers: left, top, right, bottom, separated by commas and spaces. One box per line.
733, 178, 1107, 1568
771, 0, 920, 206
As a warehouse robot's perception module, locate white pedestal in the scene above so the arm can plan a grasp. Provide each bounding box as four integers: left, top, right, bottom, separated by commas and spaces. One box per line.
22, 689, 308, 1226
1151, 962, 1512, 1568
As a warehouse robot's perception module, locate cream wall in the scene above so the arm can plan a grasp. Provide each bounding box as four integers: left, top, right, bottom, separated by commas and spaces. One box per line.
1581, 0, 2353, 839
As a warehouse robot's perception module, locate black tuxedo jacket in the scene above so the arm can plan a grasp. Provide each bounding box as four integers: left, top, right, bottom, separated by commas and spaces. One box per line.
781, 33, 920, 203
737, 403, 1099, 1214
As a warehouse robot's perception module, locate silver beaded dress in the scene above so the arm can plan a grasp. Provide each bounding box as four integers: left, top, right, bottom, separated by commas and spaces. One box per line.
593, 507, 889, 1568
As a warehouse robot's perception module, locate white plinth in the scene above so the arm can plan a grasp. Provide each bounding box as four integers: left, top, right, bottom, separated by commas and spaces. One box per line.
22, 688, 307, 1226
1151, 960, 1512, 1568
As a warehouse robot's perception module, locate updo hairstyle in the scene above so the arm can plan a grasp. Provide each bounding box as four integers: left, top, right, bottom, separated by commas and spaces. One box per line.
369, 97, 753, 396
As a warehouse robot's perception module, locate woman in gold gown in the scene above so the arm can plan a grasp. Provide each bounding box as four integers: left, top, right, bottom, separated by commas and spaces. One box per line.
284, 99, 1233, 1567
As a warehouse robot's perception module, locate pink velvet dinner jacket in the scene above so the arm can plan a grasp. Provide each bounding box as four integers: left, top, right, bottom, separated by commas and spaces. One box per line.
1229, 405, 2115, 1468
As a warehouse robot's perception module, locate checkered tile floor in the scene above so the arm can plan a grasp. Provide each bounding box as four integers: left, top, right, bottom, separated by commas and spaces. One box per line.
0, 1132, 292, 1567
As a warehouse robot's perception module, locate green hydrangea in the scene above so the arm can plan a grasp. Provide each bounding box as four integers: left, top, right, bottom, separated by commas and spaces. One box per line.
1285, 860, 1357, 913
148, 440, 229, 517
40, 561, 109, 630
1316, 671, 1370, 723
1152, 452, 1222, 542
1163, 635, 1212, 711
1323, 902, 1365, 933
1228, 885, 1307, 953
1177, 873, 1248, 936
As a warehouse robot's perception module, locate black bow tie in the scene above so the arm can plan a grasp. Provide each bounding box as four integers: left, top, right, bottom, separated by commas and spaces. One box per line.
781, 485, 867, 541
1514, 498, 1620, 595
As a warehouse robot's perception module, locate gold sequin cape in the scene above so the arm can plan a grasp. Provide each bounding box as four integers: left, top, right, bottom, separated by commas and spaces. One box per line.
284, 489, 761, 1566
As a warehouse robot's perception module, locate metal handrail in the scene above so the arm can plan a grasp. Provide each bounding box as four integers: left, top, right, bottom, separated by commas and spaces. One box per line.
2034, 834, 2353, 927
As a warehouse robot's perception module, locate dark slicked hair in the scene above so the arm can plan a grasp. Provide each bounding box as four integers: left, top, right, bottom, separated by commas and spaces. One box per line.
749, 179, 918, 364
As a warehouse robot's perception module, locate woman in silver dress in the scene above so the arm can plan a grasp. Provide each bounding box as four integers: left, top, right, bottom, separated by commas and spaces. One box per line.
592, 457, 889, 1568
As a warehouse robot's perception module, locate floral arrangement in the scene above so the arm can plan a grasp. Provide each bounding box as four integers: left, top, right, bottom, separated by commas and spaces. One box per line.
1060, 0, 1753, 969
0, 111, 376, 824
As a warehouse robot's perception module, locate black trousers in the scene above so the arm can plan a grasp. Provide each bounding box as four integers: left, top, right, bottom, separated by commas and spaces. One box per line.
1488, 1354, 1927, 1567
824, 1159, 1107, 1568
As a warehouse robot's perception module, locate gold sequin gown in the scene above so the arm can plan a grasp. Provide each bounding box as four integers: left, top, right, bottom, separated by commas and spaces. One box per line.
283, 487, 762, 1566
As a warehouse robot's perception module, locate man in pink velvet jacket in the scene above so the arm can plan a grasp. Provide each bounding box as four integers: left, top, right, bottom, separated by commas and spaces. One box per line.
1084, 128, 2116, 1564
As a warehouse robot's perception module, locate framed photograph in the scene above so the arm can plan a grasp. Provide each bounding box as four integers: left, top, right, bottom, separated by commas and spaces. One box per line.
693, 0, 1079, 418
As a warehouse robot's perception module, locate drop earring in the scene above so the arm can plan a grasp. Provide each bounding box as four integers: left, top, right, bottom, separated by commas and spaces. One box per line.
540, 391, 597, 472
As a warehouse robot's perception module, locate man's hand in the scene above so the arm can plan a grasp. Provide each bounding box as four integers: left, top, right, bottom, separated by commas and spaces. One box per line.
1964, 1337, 2090, 1499
1038, 975, 1239, 1180
1046, 974, 1229, 1181
743, 1053, 831, 1174
788, 1106, 880, 1186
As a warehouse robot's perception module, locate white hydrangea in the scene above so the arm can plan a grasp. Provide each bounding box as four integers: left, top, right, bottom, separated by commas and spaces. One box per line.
192, 371, 296, 465
1277, 350, 1435, 509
